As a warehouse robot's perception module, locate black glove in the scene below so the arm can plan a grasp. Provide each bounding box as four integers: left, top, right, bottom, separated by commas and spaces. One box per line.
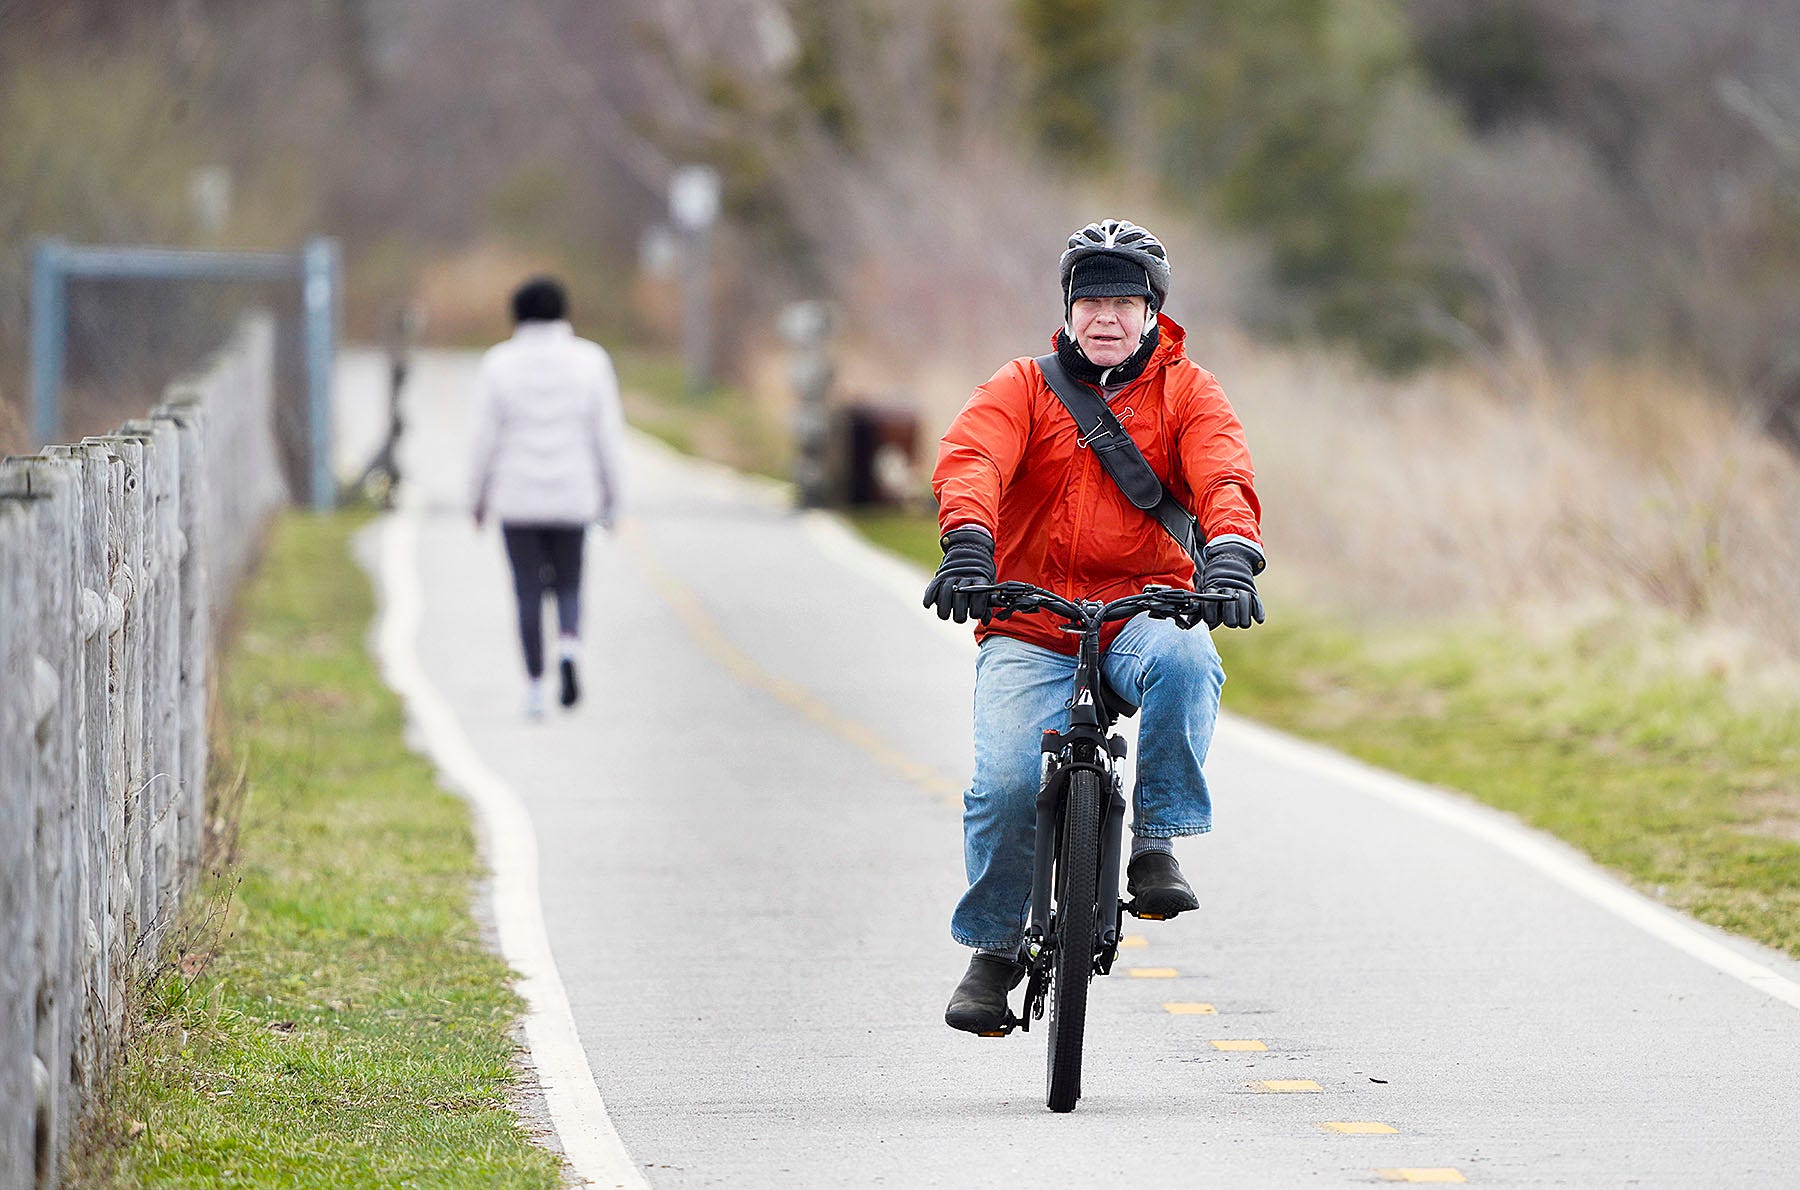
923, 527, 997, 624
1198, 541, 1265, 629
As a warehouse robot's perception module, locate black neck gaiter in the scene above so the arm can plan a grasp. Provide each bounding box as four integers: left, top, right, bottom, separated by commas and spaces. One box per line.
1054, 321, 1161, 389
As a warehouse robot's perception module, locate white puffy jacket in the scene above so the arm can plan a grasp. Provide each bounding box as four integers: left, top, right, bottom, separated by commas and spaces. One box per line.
468, 321, 625, 526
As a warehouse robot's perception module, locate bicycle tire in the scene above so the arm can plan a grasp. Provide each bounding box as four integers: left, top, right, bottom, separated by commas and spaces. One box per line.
1046, 768, 1103, 1112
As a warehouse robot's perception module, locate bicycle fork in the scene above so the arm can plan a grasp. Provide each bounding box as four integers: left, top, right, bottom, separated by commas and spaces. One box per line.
1022, 734, 1130, 1004
1093, 766, 1128, 971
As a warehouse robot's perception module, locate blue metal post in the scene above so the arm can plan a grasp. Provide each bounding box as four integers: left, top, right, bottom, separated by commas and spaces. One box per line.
57, 244, 298, 283
27, 237, 340, 505
302, 237, 341, 511
30, 238, 68, 446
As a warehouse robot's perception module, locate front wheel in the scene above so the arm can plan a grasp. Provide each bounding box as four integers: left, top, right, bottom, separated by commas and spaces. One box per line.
1046, 768, 1103, 1112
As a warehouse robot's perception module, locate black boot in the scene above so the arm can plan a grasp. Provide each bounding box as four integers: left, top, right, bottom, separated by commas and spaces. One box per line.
944, 953, 1025, 1035
559, 657, 580, 708
1127, 851, 1200, 918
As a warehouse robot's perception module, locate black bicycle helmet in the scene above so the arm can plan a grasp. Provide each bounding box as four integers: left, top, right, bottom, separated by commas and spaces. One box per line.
1059, 219, 1171, 314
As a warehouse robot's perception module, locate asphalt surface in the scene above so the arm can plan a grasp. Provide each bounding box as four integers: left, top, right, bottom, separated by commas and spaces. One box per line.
356, 348, 1800, 1188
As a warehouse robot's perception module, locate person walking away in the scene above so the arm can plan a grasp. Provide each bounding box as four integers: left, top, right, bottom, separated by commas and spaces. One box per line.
924, 220, 1265, 1033
469, 276, 626, 718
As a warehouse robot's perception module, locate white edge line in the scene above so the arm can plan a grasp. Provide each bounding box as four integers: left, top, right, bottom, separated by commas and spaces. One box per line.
801, 508, 1800, 1015
626, 426, 794, 506
800, 508, 975, 655
372, 511, 649, 1190
1217, 716, 1800, 1012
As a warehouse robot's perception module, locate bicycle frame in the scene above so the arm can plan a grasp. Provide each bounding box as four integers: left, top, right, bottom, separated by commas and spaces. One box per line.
966, 581, 1225, 1034
1025, 617, 1129, 981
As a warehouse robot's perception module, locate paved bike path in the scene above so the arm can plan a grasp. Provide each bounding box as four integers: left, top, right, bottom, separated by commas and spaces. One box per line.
369, 349, 1800, 1188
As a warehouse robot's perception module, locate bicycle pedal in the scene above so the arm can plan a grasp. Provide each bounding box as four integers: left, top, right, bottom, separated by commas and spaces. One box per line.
1124, 899, 1179, 921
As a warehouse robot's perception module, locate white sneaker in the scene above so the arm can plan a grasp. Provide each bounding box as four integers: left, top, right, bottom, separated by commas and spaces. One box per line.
525, 679, 546, 720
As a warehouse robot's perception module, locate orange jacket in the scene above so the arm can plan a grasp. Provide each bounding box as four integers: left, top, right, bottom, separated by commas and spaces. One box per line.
931, 314, 1261, 654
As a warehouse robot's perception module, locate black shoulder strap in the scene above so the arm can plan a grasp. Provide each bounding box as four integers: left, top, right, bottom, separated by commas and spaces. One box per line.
1035, 353, 1204, 567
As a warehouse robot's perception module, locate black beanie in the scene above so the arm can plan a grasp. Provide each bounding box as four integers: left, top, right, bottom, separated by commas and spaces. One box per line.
511, 276, 568, 324
1065, 253, 1156, 312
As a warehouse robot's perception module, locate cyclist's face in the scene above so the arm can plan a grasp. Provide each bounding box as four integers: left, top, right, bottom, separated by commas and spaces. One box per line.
1069, 296, 1149, 368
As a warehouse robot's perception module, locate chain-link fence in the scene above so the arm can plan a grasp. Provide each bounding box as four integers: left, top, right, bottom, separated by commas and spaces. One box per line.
57, 272, 305, 481
21, 239, 340, 508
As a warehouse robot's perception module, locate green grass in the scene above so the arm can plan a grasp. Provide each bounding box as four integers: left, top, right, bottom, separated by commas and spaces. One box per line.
844, 508, 944, 563
1213, 608, 1800, 956
69, 512, 563, 1188
843, 507, 1800, 959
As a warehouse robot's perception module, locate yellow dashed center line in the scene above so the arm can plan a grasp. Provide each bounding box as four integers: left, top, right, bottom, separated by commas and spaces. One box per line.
1377, 1170, 1466, 1184
628, 532, 1454, 1178
1324, 1121, 1399, 1135
622, 527, 963, 804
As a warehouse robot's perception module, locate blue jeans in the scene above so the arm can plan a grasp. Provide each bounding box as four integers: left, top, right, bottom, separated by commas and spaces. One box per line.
953, 614, 1225, 950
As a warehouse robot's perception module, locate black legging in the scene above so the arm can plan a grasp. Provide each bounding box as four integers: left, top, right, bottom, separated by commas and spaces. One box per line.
501, 524, 585, 678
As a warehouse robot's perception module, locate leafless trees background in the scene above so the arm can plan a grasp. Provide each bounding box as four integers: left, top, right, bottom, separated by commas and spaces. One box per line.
2, 0, 1798, 446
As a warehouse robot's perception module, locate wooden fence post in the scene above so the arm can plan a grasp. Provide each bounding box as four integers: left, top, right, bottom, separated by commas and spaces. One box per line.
122, 419, 184, 955
153, 402, 208, 875
46, 441, 114, 1100
0, 454, 82, 1189
0, 318, 285, 1180
80, 439, 132, 1059
93, 436, 149, 976
0, 489, 41, 1190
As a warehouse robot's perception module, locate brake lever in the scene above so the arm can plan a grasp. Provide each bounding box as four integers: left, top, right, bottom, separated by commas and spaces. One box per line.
1142, 589, 1220, 630
993, 591, 1049, 617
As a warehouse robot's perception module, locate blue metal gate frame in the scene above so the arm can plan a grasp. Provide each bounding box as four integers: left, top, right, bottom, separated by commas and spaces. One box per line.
30, 236, 342, 510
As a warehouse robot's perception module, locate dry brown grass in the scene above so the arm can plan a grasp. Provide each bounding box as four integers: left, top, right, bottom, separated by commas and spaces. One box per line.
872, 310, 1800, 679
411, 240, 571, 347
1205, 332, 1800, 667
0, 389, 26, 454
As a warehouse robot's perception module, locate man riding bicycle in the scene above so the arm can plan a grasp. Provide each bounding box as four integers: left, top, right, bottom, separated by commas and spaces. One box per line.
925, 219, 1265, 1035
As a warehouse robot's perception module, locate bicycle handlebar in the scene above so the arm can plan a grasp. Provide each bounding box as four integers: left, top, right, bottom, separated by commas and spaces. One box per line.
963, 581, 1231, 631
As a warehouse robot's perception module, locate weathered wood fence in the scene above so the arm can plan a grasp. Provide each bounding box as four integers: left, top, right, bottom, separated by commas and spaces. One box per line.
0, 315, 286, 1187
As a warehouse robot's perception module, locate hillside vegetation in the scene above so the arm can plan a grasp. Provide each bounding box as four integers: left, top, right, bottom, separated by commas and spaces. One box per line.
5, 1, 1798, 407
4, 0, 1798, 657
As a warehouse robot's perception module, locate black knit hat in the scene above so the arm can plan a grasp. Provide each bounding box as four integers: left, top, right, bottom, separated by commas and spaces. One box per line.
1065, 252, 1156, 310
511, 276, 568, 323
